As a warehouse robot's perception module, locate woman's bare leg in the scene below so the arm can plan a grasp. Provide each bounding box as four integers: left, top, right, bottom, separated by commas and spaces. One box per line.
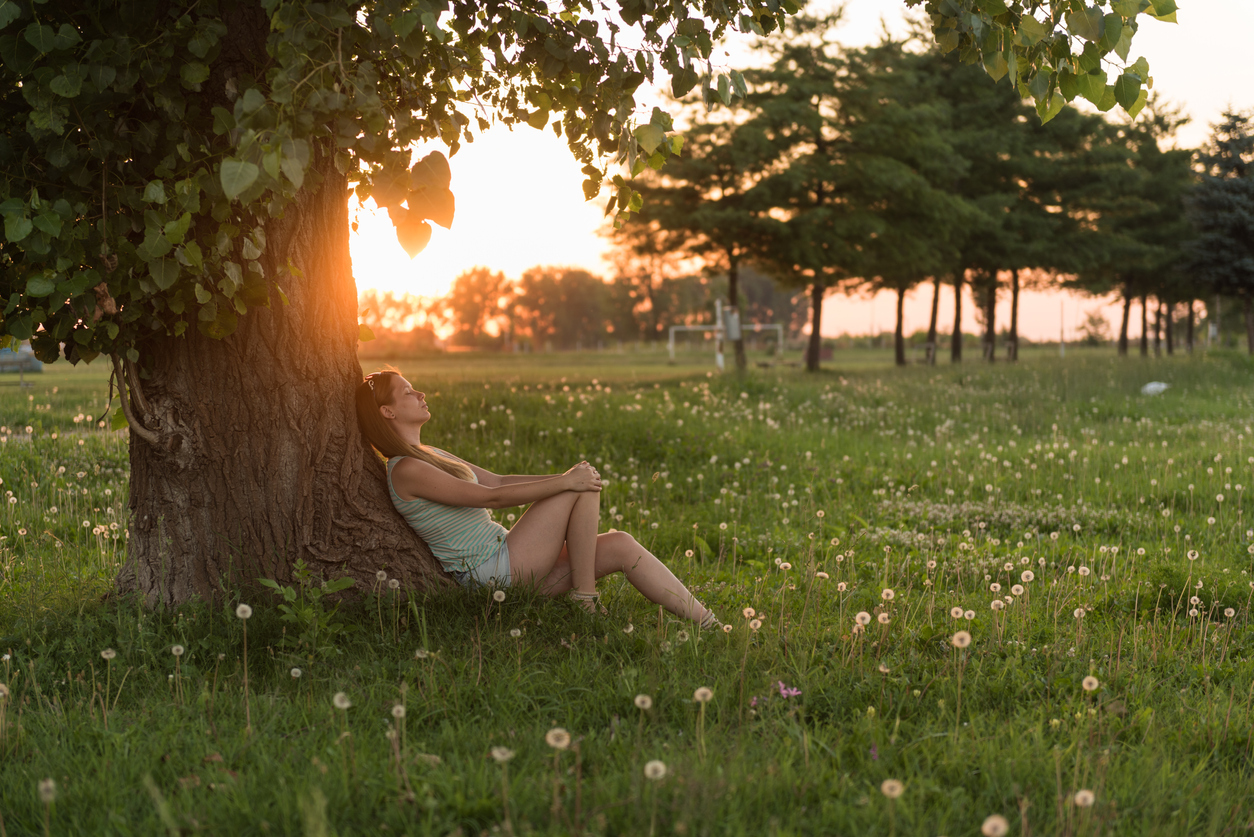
538, 532, 714, 624
505, 490, 600, 595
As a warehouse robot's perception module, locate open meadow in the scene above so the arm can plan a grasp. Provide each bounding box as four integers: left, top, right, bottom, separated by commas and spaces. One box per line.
1, 346, 1253, 835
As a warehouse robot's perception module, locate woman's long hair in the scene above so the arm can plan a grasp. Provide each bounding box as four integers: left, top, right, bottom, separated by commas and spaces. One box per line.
355, 370, 476, 482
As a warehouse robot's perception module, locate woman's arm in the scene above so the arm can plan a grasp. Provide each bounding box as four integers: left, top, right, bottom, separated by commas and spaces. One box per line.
391, 458, 601, 509
432, 449, 580, 490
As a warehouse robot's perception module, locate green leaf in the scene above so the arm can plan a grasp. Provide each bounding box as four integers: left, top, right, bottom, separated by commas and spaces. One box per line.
143, 180, 168, 204
0, 0, 20, 29
49, 72, 82, 98
1077, 71, 1107, 105
26, 273, 56, 297
111, 408, 129, 431
1037, 91, 1065, 124
717, 73, 731, 105
1112, 0, 1150, 15
983, 51, 1009, 82
634, 123, 665, 155
1113, 72, 1141, 109
23, 22, 55, 52
32, 212, 62, 237
1096, 84, 1118, 112
148, 258, 180, 290
359, 323, 376, 342
220, 159, 259, 201
1149, 0, 1177, 21
241, 87, 266, 114
1016, 15, 1050, 46
730, 69, 747, 98
1130, 56, 1150, 81
979, 0, 1009, 13
1113, 25, 1133, 61
4, 214, 32, 242
1064, 6, 1105, 42
1126, 88, 1149, 118
180, 62, 210, 88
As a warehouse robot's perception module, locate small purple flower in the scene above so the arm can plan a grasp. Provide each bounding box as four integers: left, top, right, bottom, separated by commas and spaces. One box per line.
869, 744, 878, 761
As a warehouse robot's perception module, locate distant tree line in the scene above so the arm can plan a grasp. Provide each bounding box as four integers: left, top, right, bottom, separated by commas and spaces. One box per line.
610, 14, 1254, 369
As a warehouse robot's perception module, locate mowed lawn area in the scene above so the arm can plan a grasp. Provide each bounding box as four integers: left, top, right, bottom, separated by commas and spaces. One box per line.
1, 346, 1253, 835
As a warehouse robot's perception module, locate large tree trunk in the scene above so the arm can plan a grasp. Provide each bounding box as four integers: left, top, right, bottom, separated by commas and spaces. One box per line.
115, 151, 448, 607
1186, 300, 1194, 353
805, 282, 824, 372
894, 286, 906, 367
1140, 294, 1149, 357
728, 256, 746, 372
1007, 270, 1020, 362
951, 271, 963, 363
1118, 293, 1130, 356
925, 275, 940, 365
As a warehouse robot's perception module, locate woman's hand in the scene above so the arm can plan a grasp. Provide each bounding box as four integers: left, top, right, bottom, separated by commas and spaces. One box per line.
564, 461, 603, 492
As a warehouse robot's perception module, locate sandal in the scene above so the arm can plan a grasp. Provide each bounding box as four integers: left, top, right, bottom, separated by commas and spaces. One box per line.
698, 610, 724, 632
568, 589, 601, 614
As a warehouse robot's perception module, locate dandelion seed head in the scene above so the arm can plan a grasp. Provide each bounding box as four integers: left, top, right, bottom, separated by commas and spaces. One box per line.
545, 727, 571, 750
964, 610, 975, 621
880, 779, 903, 799
635, 694, 653, 710
333, 692, 352, 709
37, 778, 56, 804
388, 578, 400, 589
1074, 608, 1085, 619
643, 760, 667, 780
855, 611, 872, 626
1074, 789, 1095, 808
749, 618, 762, 631
952, 631, 971, 648
881, 588, 895, 601
693, 687, 713, 703
950, 606, 964, 619
101, 648, 116, 661
493, 590, 506, 602
491, 746, 515, 763
291, 668, 302, 679
171, 645, 184, 657
235, 603, 253, 620
392, 704, 406, 719
1082, 676, 1099, 692
982, 814, 1009, 837
509, 628, 521, 638
376, 570, 388, 581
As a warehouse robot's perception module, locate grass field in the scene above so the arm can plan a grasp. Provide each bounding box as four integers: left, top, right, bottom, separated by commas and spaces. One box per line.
1, 345, 1253, 835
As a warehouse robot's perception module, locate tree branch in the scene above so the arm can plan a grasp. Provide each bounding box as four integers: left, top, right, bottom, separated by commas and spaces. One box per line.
111, 354, 162, 448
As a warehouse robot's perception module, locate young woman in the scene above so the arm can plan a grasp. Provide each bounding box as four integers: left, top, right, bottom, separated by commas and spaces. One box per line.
355, 370, 722, 629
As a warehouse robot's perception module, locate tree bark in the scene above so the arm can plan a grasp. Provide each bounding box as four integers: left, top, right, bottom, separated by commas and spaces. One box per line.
728, 256, 746, 372
981, 279, 996, 363
805, 282, 824, 372
115, 150, 449, 607
1118, 293, 1130, 356
951, 271, 963, 363
1140, 294, 1149, 357
1153, 299, 1162, 356
894, 286, 906, 367
1007, 270, 1020, 362
1158, 299, 1168, 356
925, 275, 941, 365
1186, 300, 1194, 353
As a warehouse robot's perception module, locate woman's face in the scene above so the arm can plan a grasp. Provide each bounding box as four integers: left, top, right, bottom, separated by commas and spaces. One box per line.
382, 375, 430, 426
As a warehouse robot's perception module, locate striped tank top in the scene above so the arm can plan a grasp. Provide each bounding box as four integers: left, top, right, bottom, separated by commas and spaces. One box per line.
387, 452, 508, 573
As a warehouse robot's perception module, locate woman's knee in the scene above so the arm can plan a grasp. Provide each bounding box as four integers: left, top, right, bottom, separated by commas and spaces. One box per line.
598, 531, 639, 568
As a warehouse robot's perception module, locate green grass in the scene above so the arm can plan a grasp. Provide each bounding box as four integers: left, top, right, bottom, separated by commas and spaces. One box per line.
1, 346, 1254, 835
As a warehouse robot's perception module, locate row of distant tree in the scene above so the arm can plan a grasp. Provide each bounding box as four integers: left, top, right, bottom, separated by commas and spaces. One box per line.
606, 14, 1254, 369
360, 15, 1253, 366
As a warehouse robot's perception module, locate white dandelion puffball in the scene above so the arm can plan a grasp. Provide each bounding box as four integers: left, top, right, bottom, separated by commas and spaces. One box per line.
991, 600, 1005, 611
722, 623, 733, 633
1011, 585, 1025, 596
1021, 570, 1034, 583
1074, 789, 1095, 808
291, 668, 302, 679
1082, 676, 1099, 692
1074, 608, 1086, 619
376, 570, 388, 581
38, 778, 57, 804
881, 588, 895, 601
643, 760, 667, 780
950, 606, 964, 619
333, 691, 352, 710
877, 613, 890, 625
414, 648, 430, 659
743, 607, 756, 619
491, 746, 515, 763
693, 687, 714, 703
952, 631, 972, 648
101, 648, 117, 661
388, 578, 400, 590
493, 590, 506, 602
235, 603, 253, 620
880, 779, 904, 799
171, 645, 184, 657
749, 619, 762, 631
635, 694, 653, 710
392, 704, 406, 719
855, 612, 872, 626
546, 727, 572, 750
1140, 381, 1169, 396
964, 610, 976, 621
816, 571, 829, 580
982, 814, 1009, 837
509, 628, 521, 638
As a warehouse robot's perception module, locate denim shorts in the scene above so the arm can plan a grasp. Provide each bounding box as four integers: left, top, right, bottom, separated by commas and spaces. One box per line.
451, 540, 511, 590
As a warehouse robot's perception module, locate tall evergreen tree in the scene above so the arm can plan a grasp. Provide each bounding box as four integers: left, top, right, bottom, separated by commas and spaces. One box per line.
1183, 110, 1254, 353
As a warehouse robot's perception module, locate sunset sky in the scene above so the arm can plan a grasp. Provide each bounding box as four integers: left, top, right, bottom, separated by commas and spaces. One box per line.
349, 1, 1252, 340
